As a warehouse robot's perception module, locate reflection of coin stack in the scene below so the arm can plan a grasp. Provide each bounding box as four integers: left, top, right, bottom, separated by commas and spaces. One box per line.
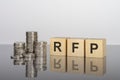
35, 42, 47, 71
13, 57, 25, 65
35, 56, 47, 71
26, 32, 38, 53
13, 42, 25, 65
26, 59, 37, 78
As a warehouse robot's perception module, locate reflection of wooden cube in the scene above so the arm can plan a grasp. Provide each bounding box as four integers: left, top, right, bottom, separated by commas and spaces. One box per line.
67, 38, 85, 57
85, 57, 106, 76
67, 57, 84, 74
50, 38, 67, 56
50, 55, 67, 72
85, 39, 106, 58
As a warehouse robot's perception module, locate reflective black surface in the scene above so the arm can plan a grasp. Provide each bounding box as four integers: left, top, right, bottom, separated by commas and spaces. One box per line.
0, 45, 120, 80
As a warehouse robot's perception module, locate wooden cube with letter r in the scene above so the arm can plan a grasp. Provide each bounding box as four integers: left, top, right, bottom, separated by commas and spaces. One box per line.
85, 39, 106, 58
50, 37, 67, 56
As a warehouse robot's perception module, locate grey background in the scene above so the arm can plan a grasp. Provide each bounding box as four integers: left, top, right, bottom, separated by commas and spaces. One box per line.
0, 0, 120, 44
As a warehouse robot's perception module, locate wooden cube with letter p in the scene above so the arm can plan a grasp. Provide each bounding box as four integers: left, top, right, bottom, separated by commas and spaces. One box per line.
50, 37, 67, 56
67, 38, 85, 57
85, 39, 106, 58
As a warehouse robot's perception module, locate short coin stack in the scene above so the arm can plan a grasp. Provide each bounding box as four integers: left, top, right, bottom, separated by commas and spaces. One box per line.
14, 42, 25, 58
12, 42, 26, 65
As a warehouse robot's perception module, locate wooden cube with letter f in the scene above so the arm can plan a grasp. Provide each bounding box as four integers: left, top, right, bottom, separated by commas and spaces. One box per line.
67, 38, 85, 57
50, 38, 67, 56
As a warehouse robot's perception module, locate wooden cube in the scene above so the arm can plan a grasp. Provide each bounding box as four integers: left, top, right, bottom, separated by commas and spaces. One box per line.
67, 57, 84, 74
85, 57, 106, 76
67, 38, 85, 57
85, 39, 106, 58
50, 38, 67, 56
50, 56, 67, 72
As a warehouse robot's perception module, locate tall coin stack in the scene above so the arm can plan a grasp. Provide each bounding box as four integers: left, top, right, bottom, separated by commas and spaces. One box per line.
25, 32, 38, 59
26, 32, 38, 53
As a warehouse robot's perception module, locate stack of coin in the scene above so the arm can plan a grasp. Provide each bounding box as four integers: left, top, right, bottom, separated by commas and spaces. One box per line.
26, 32, 38, 53
34, 41, 47, 71
35, 41, 47, 57
14, 42, 25, 58
13, 42, 26, 65
11, 31, 48, 74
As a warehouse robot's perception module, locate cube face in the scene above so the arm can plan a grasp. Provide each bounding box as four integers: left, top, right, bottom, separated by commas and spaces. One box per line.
50, 56, 67, 72
85, 57, 106, 76
85, 39, 106, 58
67, 57, 84, 74
67, 39, 85, 57
50, 38, 67, 56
